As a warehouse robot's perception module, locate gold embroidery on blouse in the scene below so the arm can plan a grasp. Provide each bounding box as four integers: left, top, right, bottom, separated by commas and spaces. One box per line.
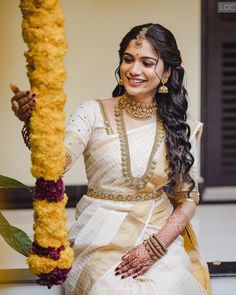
167, 190, 200, 206
96, 99, 114, 135
64, 150, 73, 173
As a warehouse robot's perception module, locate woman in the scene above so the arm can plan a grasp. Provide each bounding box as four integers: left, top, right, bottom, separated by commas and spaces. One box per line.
11, 23, 211, 295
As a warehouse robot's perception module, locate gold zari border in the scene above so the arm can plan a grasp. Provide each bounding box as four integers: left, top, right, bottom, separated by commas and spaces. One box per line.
86, 188, 164, 202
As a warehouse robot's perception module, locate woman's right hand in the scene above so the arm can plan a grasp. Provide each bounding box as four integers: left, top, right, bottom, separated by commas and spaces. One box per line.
10, 83, 36, 122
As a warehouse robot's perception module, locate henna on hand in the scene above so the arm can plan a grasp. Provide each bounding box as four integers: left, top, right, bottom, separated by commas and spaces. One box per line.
10, 84, 36, 122
115, 243, 157, 279
114, 201, 196, 279
154, 203, 193, 248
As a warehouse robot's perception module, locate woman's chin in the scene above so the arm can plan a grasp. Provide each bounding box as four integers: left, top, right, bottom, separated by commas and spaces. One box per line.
123, 86, 144, 97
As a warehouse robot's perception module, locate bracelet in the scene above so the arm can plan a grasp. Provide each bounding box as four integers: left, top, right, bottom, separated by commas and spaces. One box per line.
21, 123, 31, 150
146, 239, 163, 259
149, 235, 166, 256
152, 232, 169, 250
144, 234, 168, 260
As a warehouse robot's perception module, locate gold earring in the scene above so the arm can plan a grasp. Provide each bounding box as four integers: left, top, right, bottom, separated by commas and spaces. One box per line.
158, 79, 168, 93
118, 78, 123, 85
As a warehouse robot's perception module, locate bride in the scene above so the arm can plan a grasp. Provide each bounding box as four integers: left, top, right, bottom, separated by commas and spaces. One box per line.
11, 23, 211, 295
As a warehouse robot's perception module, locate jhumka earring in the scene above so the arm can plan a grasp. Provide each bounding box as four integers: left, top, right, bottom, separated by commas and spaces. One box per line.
118, 78, 124, 85
158, 79, 168, 94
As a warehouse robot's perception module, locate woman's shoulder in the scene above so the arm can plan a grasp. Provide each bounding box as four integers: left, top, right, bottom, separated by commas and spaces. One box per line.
78, 97, 118, 109
77, 99, 99, 110
97, 96, 119, 106
186, 115, 203, 142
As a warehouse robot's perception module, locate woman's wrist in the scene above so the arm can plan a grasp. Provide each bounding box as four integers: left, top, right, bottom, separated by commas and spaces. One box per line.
153, 232, 170, 248
143, 234, 168, 261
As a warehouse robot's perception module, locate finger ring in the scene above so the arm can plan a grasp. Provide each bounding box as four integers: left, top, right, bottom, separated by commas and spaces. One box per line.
12, 100, 19, 112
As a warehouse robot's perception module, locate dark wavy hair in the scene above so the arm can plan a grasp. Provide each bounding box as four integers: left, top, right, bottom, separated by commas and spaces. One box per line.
112, 23, 195, 195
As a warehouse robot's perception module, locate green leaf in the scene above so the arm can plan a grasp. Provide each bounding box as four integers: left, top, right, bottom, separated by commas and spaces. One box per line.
0, 175, 31, 191
0, 211, 32, 257
0, 211, 10, 227
0, 224, 32, 257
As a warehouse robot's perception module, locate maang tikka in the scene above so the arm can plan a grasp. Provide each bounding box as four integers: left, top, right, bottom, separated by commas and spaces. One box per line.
134, 27, 149, 49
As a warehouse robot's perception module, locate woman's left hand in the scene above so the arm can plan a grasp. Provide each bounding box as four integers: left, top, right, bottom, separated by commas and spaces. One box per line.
115, 243, 157, 279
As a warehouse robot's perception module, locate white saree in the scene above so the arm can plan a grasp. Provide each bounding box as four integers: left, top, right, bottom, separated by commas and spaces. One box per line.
63, 100, 211, 295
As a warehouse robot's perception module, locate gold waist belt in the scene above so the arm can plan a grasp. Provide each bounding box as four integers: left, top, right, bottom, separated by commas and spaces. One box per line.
86, 188, 164, 202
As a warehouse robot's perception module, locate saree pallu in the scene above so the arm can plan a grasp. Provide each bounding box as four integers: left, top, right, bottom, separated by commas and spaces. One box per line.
64, 100, 211, 295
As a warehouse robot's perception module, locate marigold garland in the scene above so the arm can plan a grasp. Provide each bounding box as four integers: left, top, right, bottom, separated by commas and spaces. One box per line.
20, 0, 74, 288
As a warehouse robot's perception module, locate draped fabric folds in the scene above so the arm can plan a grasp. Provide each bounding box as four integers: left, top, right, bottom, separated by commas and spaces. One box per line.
64, 100, 211, 295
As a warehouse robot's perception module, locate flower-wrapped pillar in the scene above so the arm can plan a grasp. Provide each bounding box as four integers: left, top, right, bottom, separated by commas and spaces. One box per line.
20, 0, 74, 288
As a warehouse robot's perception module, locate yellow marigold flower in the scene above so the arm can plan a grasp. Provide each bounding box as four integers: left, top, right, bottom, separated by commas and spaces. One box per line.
28, 246, 74, 275
28, 255, 57, 275
20, 0, 73, 282
57, 246, 74, 269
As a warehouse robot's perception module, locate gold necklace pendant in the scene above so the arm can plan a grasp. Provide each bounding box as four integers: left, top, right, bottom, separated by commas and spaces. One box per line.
115, 98, 165, 189
119, 93, 157, 121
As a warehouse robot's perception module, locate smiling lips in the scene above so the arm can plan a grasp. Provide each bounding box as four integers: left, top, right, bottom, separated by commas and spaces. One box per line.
127, 77, 146, 86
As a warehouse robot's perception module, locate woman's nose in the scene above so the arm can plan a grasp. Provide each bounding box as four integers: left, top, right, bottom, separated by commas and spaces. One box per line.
129, 62, 142, 76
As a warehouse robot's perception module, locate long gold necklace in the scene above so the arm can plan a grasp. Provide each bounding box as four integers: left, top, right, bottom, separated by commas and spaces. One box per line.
115, 97, 165, 189
119, 93, 157, 120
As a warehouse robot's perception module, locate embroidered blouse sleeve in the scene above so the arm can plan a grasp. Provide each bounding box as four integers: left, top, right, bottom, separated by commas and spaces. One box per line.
64, 101, 96, 173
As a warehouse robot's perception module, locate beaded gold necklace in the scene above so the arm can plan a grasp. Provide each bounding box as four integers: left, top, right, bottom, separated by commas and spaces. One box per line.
119, 93, 157, 120
115, 97, 165, 189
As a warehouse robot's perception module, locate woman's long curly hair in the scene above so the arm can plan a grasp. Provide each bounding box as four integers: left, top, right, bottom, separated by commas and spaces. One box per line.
112, 23, 195, 195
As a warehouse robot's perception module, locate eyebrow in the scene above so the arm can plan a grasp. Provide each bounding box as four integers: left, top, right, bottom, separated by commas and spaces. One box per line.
123, 52, 158, 62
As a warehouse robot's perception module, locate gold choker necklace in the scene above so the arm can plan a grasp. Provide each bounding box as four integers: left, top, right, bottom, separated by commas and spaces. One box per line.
120, 93, 157, 120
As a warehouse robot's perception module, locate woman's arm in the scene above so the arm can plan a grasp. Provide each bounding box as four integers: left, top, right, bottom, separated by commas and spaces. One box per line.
154, 200, 196, 248
10, 84, 93, 174
63, 130, 87, 173
115, 199, 197, 279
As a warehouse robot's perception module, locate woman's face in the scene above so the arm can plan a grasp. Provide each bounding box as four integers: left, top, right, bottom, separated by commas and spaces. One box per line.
119, 38, 166, 101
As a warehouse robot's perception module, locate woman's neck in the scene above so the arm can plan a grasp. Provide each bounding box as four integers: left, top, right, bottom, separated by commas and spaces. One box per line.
125, 92, 155, 104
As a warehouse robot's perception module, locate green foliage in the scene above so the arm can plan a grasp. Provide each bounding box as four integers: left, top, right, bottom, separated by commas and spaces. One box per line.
0, 175, 31, 191
0, 212, 32, 257
0, 175, 32, 256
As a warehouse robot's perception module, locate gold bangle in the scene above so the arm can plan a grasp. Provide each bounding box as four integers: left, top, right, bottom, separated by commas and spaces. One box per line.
149, 236, 166, 256
152, 234, 168, 253
146, 238, 163, 259
21, 123, 31, 150
144, 240, 157, 260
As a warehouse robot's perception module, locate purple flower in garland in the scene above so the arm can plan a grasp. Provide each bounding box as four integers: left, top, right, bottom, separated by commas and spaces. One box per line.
37, 267, 71, 289
32, 242, 65, 260
34, 178, 65, 202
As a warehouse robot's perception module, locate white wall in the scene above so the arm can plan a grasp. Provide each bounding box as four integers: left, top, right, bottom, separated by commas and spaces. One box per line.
0, 0, 201, 186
